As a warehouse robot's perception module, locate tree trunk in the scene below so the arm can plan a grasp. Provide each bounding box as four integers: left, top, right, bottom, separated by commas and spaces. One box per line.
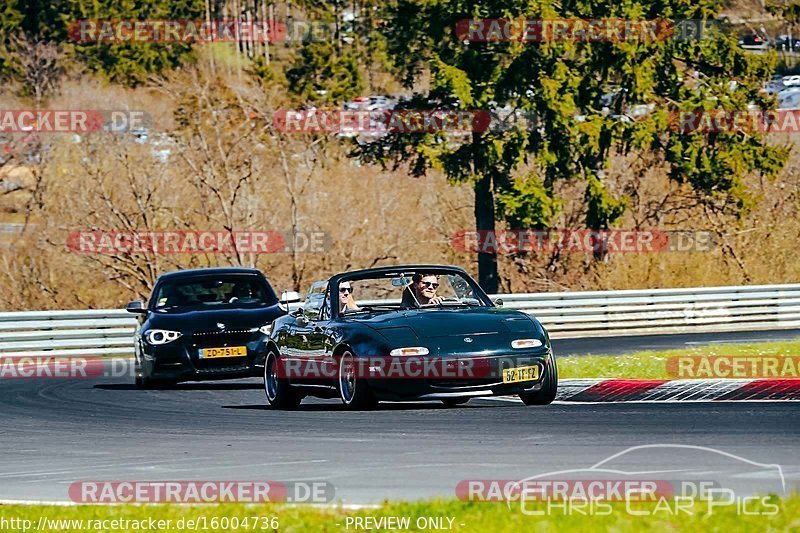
204, 0, 215, 74
262, 0, 270, 64
474, 173, 499, 294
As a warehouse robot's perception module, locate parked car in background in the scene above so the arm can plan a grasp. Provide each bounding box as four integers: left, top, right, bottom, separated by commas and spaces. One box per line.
778, 88, 800, 109
774, 35, 800, 52
782, 75, 800, 87
738, 33, 769, 50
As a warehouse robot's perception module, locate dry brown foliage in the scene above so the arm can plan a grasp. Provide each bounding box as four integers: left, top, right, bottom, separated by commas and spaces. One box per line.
0, 69, 798, 310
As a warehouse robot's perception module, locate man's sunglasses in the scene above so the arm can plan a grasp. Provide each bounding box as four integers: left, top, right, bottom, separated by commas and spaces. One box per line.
420, 281, 439, 289
339, 287, 354, 293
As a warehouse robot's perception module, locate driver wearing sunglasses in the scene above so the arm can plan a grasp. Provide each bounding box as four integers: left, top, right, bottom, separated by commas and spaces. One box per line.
339, 282, 361, 313
410, 274, 445, 306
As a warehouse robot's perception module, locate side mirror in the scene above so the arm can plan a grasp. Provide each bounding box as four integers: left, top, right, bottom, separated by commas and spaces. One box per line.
126, 300, 147, 314
493, 298, 504, 308
280, 290, 303, 311
281, 290, 302, 304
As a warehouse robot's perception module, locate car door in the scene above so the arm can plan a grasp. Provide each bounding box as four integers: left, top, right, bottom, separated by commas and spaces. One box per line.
305, 287, 338, 381
307, 286, 336, 381
286, 281, 329, 383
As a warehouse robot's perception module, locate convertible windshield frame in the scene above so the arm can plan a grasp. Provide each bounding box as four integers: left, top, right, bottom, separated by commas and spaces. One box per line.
327, 265, 493, 320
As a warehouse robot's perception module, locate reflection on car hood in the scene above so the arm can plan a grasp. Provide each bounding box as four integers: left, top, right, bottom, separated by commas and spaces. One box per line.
358, 307, 533, 338
147, 305, 283, 333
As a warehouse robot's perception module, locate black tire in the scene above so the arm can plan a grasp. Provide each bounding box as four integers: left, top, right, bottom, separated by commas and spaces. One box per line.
338, 350, 376, 410
519, 356, 558, 406
264, 351, 301, 408
134, 357, 149, 389
441, 398, 470, 407
135, 374, 149, 389
134, 360, 165, 389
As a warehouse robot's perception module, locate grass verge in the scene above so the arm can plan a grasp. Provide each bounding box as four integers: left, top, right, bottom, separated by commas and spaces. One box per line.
1, 495, 798, 532
558, 339, 800, 379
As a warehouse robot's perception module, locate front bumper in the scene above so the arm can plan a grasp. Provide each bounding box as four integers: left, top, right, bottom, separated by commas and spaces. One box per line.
138, 331, 269, 382
365, 350, 552, 401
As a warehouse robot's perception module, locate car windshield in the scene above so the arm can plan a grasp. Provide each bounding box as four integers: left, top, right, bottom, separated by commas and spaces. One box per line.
152, 275, 277, 310
335, 269, 490, 316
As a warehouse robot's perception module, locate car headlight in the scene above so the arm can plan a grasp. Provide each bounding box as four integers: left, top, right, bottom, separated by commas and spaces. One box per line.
511, 338, 543, 349
259, 324, 272, 335
389, 347, 429, 357
145, 329, 182, 345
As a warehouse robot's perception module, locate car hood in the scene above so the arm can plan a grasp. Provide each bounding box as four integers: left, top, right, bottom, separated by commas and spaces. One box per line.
358, 307, 538, 338
146, 304, 283, 333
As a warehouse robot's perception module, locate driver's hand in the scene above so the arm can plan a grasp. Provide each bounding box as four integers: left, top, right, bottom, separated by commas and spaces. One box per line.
429, 296, 445, 305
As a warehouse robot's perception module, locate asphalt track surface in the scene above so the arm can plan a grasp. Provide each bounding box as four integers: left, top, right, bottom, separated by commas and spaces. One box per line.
2, 329, 799, 505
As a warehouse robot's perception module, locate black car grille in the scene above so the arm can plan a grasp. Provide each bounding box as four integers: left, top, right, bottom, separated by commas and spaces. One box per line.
430, 378, 502, 388
196, 363, 250, 374
190, 330, 259, 369
191, 330, 260, 349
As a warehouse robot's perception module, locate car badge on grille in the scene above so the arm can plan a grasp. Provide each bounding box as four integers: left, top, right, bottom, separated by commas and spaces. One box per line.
217, 323, 226, 330
464, 337, 473, 343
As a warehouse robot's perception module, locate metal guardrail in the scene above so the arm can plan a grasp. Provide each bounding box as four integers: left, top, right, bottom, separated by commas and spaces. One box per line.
2, 283, 800, 358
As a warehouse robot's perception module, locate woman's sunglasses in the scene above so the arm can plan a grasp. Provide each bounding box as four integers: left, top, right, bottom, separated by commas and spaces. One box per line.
339, 287, 354, 294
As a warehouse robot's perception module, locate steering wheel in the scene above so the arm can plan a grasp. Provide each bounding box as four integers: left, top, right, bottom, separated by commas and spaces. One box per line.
420, 297, 458, 307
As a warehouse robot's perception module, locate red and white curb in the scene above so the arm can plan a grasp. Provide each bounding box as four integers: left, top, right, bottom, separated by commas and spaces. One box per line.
488, 379, 800, 403
557, 378, 800, 402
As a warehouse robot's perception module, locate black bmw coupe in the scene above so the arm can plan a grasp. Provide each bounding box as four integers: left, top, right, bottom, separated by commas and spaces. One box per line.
264, 265, 557, 409
126, 267, 290, 388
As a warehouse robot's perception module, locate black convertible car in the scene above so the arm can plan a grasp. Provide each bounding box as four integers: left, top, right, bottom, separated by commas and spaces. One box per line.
126, 267, 291, 388
263, 265, 557, 409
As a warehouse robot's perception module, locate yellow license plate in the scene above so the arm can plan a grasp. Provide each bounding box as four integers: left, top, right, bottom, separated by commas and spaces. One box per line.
199, 346, 247, 359
502, 365, 540, 384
